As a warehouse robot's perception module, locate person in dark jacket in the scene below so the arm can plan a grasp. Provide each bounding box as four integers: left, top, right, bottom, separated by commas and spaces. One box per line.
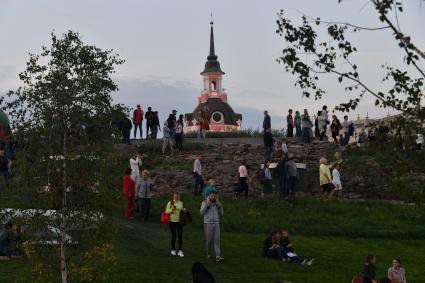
192, 261, 215, 283
330, 115, 342, 144
263, 111, 271, 133
145, 107, 153, 139
119, 116, 132, 145
362, 255, 378, 283
263, 128, 274, 162
287, 109, 294, 137
262, 229, 286, 262
276, 155, 288, 199
151, 111, 160, 139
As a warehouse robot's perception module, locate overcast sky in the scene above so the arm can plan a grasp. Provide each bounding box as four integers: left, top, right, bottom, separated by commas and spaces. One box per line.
1, 0, 424, 130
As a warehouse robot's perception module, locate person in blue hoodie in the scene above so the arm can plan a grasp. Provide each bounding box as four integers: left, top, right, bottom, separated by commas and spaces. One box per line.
204, 179, 217, 199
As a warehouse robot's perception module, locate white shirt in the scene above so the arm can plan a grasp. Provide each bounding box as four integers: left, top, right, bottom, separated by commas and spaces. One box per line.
342, 120, 350, 133
194, 159, 202, 175
332, 168, 342, 190
239, 165, 248, 178
129, 157, 142, 177
281, 143, 288, 155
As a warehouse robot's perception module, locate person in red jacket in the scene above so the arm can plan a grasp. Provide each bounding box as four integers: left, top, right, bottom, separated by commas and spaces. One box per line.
123, 168, 136, 219
133, 104, 144, 139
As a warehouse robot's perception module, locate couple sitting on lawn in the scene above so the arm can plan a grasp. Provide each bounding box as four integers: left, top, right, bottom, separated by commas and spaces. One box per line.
262, 228, 314, 266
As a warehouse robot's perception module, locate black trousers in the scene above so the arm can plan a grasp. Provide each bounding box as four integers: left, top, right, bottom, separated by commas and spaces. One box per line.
238, 177, 248, 198
169, 222, 183, 251
287, 125, 293, 137
138, 198, 151, 220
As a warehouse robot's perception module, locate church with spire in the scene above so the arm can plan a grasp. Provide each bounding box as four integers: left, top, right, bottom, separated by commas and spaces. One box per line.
185, 20, 242, 133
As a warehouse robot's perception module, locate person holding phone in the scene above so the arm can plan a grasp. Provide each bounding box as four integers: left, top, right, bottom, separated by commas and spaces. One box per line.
200, 191, 224, 262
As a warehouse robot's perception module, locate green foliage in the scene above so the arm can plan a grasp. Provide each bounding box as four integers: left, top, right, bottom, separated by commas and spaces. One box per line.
0, 31, 124, 282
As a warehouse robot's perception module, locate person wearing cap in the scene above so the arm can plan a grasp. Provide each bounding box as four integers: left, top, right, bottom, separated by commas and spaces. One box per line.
145, 107, 153, 139
133, 104, 144, 139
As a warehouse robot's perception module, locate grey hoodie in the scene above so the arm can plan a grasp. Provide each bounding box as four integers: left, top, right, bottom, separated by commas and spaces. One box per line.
200, 200, 224, 224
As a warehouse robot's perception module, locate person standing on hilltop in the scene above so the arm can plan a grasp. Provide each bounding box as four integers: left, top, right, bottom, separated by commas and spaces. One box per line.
330, 115, 342, 144
287, 109, 294, 137
295, 111, 302, 138
301, 109, 312, 143
193, 154, 205, 196
133, 104, 144, 139
175, 114, 184, 152
151, 111, 161, 139
145, 106, 153, 139
200, 107, 210, 139
162, 121, 174, 155
263, 111, 271, 133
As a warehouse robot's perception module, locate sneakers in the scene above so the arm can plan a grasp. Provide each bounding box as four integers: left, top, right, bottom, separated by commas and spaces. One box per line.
306, 259, 315, 266
216, 256, 224, 262
177, 250, 184, 257
171, 250, 176, 256
301, 259, 307, 265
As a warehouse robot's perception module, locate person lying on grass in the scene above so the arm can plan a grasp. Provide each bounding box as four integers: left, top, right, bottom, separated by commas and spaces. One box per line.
262, 229, 313, 266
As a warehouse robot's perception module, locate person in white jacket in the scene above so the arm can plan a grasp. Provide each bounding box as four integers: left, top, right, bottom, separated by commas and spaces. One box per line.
129, 152, 142, 185
332, 163, 342, 199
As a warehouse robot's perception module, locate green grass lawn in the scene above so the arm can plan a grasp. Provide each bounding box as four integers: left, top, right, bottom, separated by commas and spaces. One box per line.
1, 196, 425, 282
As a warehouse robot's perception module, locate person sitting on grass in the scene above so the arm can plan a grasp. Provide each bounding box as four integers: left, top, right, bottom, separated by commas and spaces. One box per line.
262, 229, 286, 262
204, 178, 217, 199
279, 229, 314, 266
0, 222, 25, 260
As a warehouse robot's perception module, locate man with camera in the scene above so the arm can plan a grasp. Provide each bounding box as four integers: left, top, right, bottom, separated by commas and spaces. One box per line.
200, 191, 224, 262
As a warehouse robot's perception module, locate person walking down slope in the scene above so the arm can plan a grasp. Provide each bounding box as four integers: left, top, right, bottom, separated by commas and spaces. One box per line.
193, 155, 205, 196
361, 255, 378, 283
319, 158, 333, 199
123, 168, 136, 219
200, 191, 224, 262
165, 192, 185, 258
133, 104, 144, 139
238, 160, 249, 199
137, 170, 154, 221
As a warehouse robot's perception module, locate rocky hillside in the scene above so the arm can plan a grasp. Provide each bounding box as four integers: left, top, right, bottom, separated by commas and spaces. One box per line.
116, 138, 338, 197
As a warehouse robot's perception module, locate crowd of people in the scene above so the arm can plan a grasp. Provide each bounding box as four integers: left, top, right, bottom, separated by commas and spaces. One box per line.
263, 106, 356, 146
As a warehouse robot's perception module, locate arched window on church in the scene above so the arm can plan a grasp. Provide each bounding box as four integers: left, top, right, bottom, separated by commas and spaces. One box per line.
211, 81, 216, 91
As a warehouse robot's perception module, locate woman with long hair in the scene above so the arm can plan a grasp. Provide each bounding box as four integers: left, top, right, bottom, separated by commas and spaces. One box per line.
279, 229, 314, 266
362, 255, 377, 283
165, 192, 185, 257
387, 258, 407, 283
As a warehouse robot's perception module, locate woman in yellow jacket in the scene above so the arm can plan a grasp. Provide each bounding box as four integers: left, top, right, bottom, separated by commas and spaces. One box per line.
165, 192, 185, 257
319, 158, 333, 199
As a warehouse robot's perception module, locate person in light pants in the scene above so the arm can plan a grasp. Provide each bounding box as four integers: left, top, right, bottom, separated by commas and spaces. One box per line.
200, 191, 224, 262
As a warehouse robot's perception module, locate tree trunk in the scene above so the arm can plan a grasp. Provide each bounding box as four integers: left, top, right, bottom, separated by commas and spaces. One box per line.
61, 113, 68, 283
